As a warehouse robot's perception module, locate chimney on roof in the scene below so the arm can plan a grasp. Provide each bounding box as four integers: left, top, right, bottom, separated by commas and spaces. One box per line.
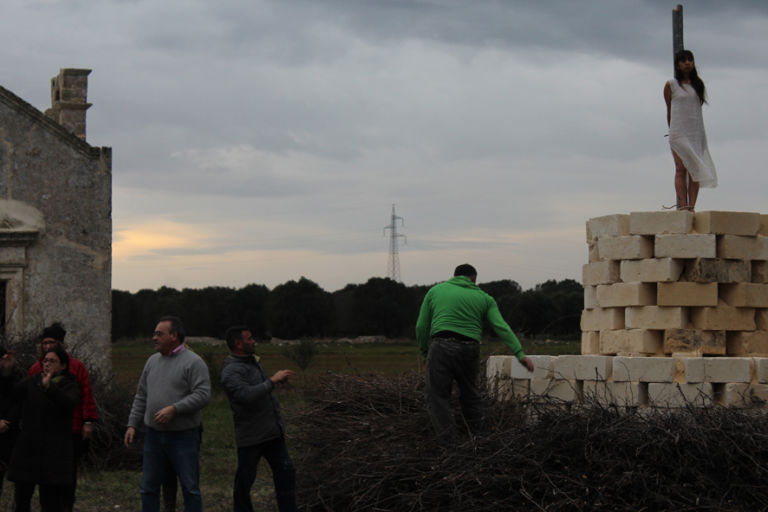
44, 68, 92, 141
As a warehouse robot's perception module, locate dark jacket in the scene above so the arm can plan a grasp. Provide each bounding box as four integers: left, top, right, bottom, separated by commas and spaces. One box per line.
221, 354, 284, 447
0, 367, 24, 466
8, 373, 80, 485
29, 353, 98, 434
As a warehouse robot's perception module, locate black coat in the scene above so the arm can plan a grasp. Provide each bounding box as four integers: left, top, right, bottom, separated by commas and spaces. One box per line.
0, 367, 24, 468
7, 373, 80, 485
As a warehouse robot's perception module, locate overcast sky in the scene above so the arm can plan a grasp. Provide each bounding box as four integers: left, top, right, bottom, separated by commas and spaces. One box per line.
2, 1, 767, 292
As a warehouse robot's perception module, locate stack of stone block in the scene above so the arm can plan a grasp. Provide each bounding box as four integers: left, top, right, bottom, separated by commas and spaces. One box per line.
487, 353, 768, 407
487, 211, 768, 408
582, 211, 768, 357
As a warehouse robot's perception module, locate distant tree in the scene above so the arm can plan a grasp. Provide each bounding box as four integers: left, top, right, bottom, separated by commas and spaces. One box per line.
266, 277, 332, 339
236, 284, 270, 339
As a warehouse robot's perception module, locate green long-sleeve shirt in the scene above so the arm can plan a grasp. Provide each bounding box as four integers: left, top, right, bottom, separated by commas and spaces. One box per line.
415, 275, 526, 361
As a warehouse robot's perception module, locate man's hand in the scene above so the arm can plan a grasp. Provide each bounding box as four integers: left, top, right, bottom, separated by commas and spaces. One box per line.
82, 423, 94, 440
0, 419, 10, 434
519, 356, 534, 373
270, 369, 295, 385
154, 405, 176, 425
124, 426, 136, 448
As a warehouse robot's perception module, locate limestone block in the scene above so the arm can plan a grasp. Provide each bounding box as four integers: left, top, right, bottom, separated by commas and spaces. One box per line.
613, 356, 676, 382
690, 302, 755, 331
584, 286, 598, 309
756, 358, 768, 383
509, 355, 554, 380
694, 211, 760, 236
717, 235, 768, 260
601, 308, 626, 330
721, 283, 768, 307
655, 234, 716, 259
553, 355, 612, 381
626, 306, 687, 330
582, 381, 644, 406
657, 282, 718, 307
705, 357, 751, 383
757, 310, 768, 330
588, 241, 599, 263
582, 380, 611, 406
582, 261, 620, 286
597, 235, 653, 260
486, 355, 511, 381
684, 258, 751, 283
726, 331, 768, 357
663, 329, 726, 356
597, 283, 655, 307
721, 383, 768, 407
753, 261, 768, 284
511, 379, 530, 398
530, 379, 578, 402
586, 214, 629, 242
581, 331, 600, 355
629, 211, 693, 235
680, 358, 706, 383
761, 215, 768, 236
620, 258, 683, 283
648, 382, 713, 407
609, 381, 646, 406
600, 329, 662, 355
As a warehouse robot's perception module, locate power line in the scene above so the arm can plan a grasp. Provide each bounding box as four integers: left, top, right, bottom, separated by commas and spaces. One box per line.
383, 204, 406, 282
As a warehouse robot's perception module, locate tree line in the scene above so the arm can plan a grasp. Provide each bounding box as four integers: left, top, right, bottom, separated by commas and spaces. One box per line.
112, 277, 583, 342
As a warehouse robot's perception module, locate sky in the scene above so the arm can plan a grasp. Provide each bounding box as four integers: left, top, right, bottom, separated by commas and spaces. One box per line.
2, 1, 768, 293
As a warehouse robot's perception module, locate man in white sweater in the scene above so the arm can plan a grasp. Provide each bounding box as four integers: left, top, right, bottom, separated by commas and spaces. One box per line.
124, 316, 211, 512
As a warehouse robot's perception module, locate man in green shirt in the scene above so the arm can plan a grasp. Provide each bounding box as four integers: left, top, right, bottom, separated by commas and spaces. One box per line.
415, 263, 533, 440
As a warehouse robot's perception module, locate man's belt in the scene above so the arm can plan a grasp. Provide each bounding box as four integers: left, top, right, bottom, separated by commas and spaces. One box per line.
432, 331, 478, 343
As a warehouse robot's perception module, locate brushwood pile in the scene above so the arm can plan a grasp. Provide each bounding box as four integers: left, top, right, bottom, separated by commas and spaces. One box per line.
295, 372, 768, 511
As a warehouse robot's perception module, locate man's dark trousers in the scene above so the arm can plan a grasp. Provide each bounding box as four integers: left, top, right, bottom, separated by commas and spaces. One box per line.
233, 437, 297, 512
426, 338, 483, 439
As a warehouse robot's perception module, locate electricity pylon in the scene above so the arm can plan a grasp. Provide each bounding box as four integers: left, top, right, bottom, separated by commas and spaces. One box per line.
383, 204, 406, 282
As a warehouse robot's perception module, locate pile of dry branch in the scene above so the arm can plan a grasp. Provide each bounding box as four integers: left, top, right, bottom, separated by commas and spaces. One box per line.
295, 372, 768, 511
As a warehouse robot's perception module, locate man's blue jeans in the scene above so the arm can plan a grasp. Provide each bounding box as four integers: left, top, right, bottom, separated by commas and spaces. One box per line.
141, 428, 202, 512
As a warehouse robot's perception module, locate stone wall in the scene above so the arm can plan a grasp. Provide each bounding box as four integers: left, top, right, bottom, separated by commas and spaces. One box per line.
488, 211, 768, 409
0, 70, 111, 369
583, 211, 768, 357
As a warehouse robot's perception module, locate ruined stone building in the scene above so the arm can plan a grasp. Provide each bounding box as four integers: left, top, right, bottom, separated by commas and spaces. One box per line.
0, 69, 111, 368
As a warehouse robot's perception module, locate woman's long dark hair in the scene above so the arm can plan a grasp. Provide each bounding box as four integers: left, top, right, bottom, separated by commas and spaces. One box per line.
675, 49, 707, 105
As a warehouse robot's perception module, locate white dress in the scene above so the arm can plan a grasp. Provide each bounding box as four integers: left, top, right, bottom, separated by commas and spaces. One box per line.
668, 78, 717, 188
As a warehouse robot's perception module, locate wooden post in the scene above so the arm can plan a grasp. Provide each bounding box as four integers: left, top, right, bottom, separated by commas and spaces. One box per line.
673, 5, 684, 64
673, 4, 685, 209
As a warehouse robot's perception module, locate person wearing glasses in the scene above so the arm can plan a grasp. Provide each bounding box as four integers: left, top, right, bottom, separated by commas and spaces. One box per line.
8, 346, 80, 512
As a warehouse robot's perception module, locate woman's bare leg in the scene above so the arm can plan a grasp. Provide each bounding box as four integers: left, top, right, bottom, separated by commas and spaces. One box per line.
687, 179, 700, 211
672, 151, 689, 209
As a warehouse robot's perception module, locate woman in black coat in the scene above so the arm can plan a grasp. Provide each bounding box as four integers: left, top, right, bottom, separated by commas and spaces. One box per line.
8, 346, 80, 512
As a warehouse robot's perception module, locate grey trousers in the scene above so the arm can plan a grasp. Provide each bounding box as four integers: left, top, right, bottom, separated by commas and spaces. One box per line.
426, 338, 483, 439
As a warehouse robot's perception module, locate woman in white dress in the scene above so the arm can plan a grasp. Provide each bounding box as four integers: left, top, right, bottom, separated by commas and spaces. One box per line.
663, 49, 717, 211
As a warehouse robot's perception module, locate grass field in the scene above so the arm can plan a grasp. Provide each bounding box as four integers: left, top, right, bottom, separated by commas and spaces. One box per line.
0, 337, 578, 511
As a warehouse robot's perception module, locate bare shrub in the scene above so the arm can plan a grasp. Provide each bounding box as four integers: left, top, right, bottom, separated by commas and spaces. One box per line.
295, 372, 768, 511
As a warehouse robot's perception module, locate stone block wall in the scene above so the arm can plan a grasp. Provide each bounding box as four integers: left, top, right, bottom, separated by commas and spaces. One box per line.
488, 211, 768, 409
487, 354, 768, 408
583, 211, 768, 357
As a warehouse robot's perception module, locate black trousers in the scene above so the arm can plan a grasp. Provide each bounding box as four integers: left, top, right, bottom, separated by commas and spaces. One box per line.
233, 437, 297, 512
426, 338, 483, 439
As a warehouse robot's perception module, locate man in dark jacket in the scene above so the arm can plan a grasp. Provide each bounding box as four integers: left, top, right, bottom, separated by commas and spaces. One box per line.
220, 326, 296, 512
